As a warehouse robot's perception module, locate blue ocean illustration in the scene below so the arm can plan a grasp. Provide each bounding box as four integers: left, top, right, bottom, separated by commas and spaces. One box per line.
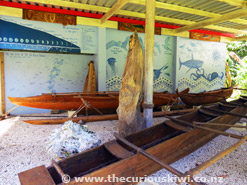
153, 64, 169, 81
0, 19, 80, 53
179, 54, 204, 73
106, 36, 130, 51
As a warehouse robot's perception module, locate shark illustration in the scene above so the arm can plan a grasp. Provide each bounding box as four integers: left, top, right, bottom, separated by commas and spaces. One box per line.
179, 54, 204, 73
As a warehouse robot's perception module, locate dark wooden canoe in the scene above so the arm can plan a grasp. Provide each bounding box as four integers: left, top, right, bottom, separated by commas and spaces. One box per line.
18, 98, 247, 184
178, 87, 233, 106
8, 89, 189, 114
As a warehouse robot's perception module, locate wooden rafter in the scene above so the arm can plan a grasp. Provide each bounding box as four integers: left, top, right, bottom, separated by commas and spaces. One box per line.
19, 0, 246, 34
174, 8, 247, 33
213, 0, 246, 7
100, 0, 129, 24
129, 0, 247, 25
233, 35, 247, 41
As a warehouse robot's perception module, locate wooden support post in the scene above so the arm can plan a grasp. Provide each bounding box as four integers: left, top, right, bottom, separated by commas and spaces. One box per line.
0, 52, 5, 115
143, 0, 155, 128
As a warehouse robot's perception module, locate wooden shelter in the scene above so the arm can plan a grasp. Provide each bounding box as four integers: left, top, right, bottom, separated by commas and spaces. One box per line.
1, 0, 247, 119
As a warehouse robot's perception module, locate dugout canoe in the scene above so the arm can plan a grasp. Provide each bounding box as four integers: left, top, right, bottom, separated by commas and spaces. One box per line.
178, 87, 233, 106
18, 98, 247, 184
8, 89, 189, 114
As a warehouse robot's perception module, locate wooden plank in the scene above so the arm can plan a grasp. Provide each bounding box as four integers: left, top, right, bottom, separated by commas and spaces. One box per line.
174, 8, 247, 33
0, 52, 5, 114
143, 0, 155, 128
100, 0, 129, 24
18, 165, 55, 185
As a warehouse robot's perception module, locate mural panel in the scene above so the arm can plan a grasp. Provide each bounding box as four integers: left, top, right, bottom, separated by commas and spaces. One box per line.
0, 15, 97, 54
106, 29, 174, 92
176, 37, 226, 93
5, 51, 94, 114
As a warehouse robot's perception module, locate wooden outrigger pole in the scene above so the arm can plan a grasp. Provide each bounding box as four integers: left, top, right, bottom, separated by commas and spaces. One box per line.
143, 0, 155, 128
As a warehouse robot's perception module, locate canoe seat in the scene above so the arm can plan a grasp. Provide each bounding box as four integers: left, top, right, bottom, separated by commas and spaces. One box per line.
18, 165, 55, 185
198, 108, 221, 117
104, 140, 134, 159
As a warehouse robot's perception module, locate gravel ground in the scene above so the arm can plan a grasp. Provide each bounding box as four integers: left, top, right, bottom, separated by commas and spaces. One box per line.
0, 114, 246, 185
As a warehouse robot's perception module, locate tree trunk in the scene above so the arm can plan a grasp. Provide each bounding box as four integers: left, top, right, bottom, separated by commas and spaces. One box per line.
117, 31, 145, 137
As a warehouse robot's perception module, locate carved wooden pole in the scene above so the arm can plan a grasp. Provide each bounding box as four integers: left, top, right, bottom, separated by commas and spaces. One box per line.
143, 0, 155, 128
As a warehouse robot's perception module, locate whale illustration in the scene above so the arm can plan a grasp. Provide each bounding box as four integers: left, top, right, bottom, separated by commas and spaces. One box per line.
0, 19, 81, 53
179, 54, 204, 73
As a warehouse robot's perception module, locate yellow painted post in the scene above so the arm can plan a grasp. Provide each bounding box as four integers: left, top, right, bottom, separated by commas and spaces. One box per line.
143, 0, 155, 128
0, 52, 5, 114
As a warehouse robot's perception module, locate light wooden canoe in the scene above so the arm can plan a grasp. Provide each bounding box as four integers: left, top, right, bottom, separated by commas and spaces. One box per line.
8, 89, 189, 114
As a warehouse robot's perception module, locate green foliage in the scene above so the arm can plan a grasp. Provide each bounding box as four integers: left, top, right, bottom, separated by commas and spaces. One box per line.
227, 41, 247, 95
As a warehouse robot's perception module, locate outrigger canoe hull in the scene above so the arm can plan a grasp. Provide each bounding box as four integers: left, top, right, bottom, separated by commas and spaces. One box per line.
8, 91, 184, 114
18, 99, 247, 184
178, 87, 233, 106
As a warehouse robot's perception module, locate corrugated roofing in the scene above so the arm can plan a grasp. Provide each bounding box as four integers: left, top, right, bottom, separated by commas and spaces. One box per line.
3, 0, 247, 37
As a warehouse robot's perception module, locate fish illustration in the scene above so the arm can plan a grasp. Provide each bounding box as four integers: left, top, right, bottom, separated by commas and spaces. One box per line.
153, 64, 168, 81
106, 36, 130, 51
190, 42, 196, 47
154, 42, 161, 54
179, 54, 204, 73
187, 47, 192, 52
179, 44, 185, 49
162, 37, 172, 52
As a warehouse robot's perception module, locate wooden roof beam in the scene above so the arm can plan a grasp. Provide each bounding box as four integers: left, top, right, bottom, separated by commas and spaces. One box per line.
100, 0, 129, 24
174, 8, 247, 33
213, 0, 246, 8
17, 0, 246, 34
129, 0, 247, 25
233, 35, 247, 41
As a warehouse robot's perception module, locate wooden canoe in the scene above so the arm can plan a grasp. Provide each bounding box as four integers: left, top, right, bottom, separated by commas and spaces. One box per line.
8, 89, 189, 114
18, 98, 247, 184
178, 87, 233, 106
